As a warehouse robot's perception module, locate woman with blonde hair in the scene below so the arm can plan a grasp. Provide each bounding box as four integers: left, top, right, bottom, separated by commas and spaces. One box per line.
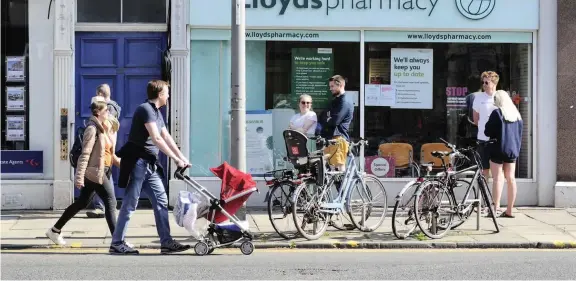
484, 90, 523, 218
46, 101, 122, 245
288, 94, 317, 136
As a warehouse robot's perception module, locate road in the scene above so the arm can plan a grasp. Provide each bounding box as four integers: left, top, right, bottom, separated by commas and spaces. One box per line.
2, 249, 576, 280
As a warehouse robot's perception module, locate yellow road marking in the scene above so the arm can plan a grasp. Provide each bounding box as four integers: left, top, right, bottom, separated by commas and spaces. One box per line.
2, 248, 576, 254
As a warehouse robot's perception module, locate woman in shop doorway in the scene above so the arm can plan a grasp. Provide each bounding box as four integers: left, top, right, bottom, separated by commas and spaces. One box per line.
288, 94, 317, 136
45, 101, 122, 246
484, 90, 523, 218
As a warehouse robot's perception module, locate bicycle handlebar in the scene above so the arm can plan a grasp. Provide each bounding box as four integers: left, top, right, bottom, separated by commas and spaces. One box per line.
349, 138, 368, 147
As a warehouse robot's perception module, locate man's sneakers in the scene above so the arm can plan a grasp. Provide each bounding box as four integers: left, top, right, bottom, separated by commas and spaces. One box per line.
45, 228, 66, 246
109, 241, 140, 255
109, 239, 190, 255
160, 239, 191, 254
86, 208, 105, 218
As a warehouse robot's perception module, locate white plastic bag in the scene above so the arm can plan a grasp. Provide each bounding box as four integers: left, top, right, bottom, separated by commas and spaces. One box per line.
173, 190, 210, 239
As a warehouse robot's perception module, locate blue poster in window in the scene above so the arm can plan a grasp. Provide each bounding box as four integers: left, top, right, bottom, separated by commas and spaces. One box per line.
1, 150, 43, 174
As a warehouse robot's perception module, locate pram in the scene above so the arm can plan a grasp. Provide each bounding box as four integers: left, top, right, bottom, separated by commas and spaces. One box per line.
174, 162, 258, 256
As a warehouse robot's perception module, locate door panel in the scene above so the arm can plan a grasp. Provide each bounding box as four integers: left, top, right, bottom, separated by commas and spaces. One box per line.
74, 32, 168, 200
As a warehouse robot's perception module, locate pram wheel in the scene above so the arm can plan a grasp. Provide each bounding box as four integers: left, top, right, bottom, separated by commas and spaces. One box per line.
240, 241, 254, 255
194, 242, 210, 256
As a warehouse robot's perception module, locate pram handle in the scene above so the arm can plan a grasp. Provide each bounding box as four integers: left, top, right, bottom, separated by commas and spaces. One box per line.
174, 165, 190, 180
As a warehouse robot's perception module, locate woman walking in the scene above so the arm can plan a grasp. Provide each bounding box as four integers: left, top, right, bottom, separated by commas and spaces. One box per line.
484, 90, 523, 218
46, 101, 121, 245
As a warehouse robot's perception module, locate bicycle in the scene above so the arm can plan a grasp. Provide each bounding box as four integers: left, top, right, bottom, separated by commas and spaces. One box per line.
391, 155, 476, 239
290, 134, 388, 240
263, 168, 301, 240
413, 138, 500, 239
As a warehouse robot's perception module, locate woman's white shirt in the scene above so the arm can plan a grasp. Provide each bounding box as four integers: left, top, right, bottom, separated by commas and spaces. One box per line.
289, 111, 317, 135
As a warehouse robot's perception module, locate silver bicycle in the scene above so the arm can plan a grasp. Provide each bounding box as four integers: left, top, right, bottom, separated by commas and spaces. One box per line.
291, 136, 388, 240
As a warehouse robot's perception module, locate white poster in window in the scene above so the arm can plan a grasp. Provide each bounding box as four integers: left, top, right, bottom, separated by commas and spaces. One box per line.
364, 84, 396, 107
246, 110, 274, 176
6, 116, 25, 141
6, 56, 25, 82
346, 91, 359, 106
364, 84, 381, 106
390, 48, 433, 109
6, 87, 25, 111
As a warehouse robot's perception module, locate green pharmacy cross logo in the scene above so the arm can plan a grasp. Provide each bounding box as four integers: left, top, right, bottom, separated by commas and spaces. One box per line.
455, 0, 496, 20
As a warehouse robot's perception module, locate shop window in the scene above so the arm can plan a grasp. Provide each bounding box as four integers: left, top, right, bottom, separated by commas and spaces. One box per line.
76, 0, 166, 23
1, 0, 30, 150
189, 36, 360, 177
364, 42, 533, 179
264, 41, 361, 173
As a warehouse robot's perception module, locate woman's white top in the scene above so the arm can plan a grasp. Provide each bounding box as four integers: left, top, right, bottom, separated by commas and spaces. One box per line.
289, 111, 318, 135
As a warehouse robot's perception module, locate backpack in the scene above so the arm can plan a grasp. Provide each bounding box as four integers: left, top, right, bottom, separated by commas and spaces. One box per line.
69, 124, 98, 168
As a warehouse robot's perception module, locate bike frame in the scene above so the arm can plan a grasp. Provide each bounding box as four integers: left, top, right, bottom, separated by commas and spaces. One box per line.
317, 142, 365, 214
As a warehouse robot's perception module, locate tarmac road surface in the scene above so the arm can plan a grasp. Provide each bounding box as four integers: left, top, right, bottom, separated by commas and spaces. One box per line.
2, 248, 576, 280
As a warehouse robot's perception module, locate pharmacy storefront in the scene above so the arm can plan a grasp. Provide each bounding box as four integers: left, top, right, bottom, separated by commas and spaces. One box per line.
179, 0, 557, 207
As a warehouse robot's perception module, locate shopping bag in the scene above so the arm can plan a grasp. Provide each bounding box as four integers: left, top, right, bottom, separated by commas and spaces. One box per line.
173, 190, 211, 238
173, 190, 201, 227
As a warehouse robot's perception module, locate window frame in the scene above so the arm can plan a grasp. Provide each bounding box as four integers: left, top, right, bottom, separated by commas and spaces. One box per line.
74, 0, 169, 26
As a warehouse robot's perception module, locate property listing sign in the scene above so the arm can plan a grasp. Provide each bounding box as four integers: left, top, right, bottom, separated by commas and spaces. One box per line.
390, 48, 433, 109
291, 48, 334, 108
246, 110, 274, 176
6, 86, 25, 111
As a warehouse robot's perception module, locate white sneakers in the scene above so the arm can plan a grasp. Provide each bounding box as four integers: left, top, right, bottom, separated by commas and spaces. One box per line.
46, 228, 135, 248
45, 228, 66, 246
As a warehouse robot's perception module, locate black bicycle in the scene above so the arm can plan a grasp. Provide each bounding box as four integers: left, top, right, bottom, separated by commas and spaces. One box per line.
413, 138, 500, 239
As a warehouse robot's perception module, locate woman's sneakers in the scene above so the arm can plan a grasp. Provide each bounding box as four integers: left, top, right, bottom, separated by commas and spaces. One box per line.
45, 227, 66, 246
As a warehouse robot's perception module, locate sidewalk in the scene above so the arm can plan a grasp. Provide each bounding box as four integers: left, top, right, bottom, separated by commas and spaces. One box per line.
2, 207, 576, 250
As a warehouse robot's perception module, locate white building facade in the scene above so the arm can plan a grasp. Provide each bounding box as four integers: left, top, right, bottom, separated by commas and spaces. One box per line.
0, 0, 559, 209
1, 0, 190, 210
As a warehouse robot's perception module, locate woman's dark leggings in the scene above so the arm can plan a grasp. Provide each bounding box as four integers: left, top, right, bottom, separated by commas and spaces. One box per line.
53, 168, 117, 233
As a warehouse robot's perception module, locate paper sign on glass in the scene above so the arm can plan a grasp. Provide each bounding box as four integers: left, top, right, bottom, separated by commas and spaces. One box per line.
364, 84, 396, 107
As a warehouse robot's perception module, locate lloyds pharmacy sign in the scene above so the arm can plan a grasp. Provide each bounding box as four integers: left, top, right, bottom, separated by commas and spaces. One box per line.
245, 0, 496, 19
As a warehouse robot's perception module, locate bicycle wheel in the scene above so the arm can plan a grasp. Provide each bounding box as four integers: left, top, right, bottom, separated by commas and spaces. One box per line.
346, 174, 388, 232
291, 181, 330, 240
267, 181, 299, 239
413, 180, 455, 239
478, 176, 500, 233
447, 179, 477, 230
392, 181, 419, 239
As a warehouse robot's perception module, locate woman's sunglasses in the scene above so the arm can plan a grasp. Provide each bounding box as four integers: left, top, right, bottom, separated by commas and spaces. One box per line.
300, 101, 311, 105
483, 81, 491, 85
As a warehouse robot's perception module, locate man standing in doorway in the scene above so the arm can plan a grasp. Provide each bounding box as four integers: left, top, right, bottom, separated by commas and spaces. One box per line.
109, 80, 191, 255
86, 84, 122, 219
320, 75, 354, 172
473, 71, 499, 177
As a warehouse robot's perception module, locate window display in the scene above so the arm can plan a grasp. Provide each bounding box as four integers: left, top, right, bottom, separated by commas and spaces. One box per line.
1, 0, 29, 150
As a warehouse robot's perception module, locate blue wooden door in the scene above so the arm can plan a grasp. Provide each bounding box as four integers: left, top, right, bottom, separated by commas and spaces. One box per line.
74, 32, 169, 200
